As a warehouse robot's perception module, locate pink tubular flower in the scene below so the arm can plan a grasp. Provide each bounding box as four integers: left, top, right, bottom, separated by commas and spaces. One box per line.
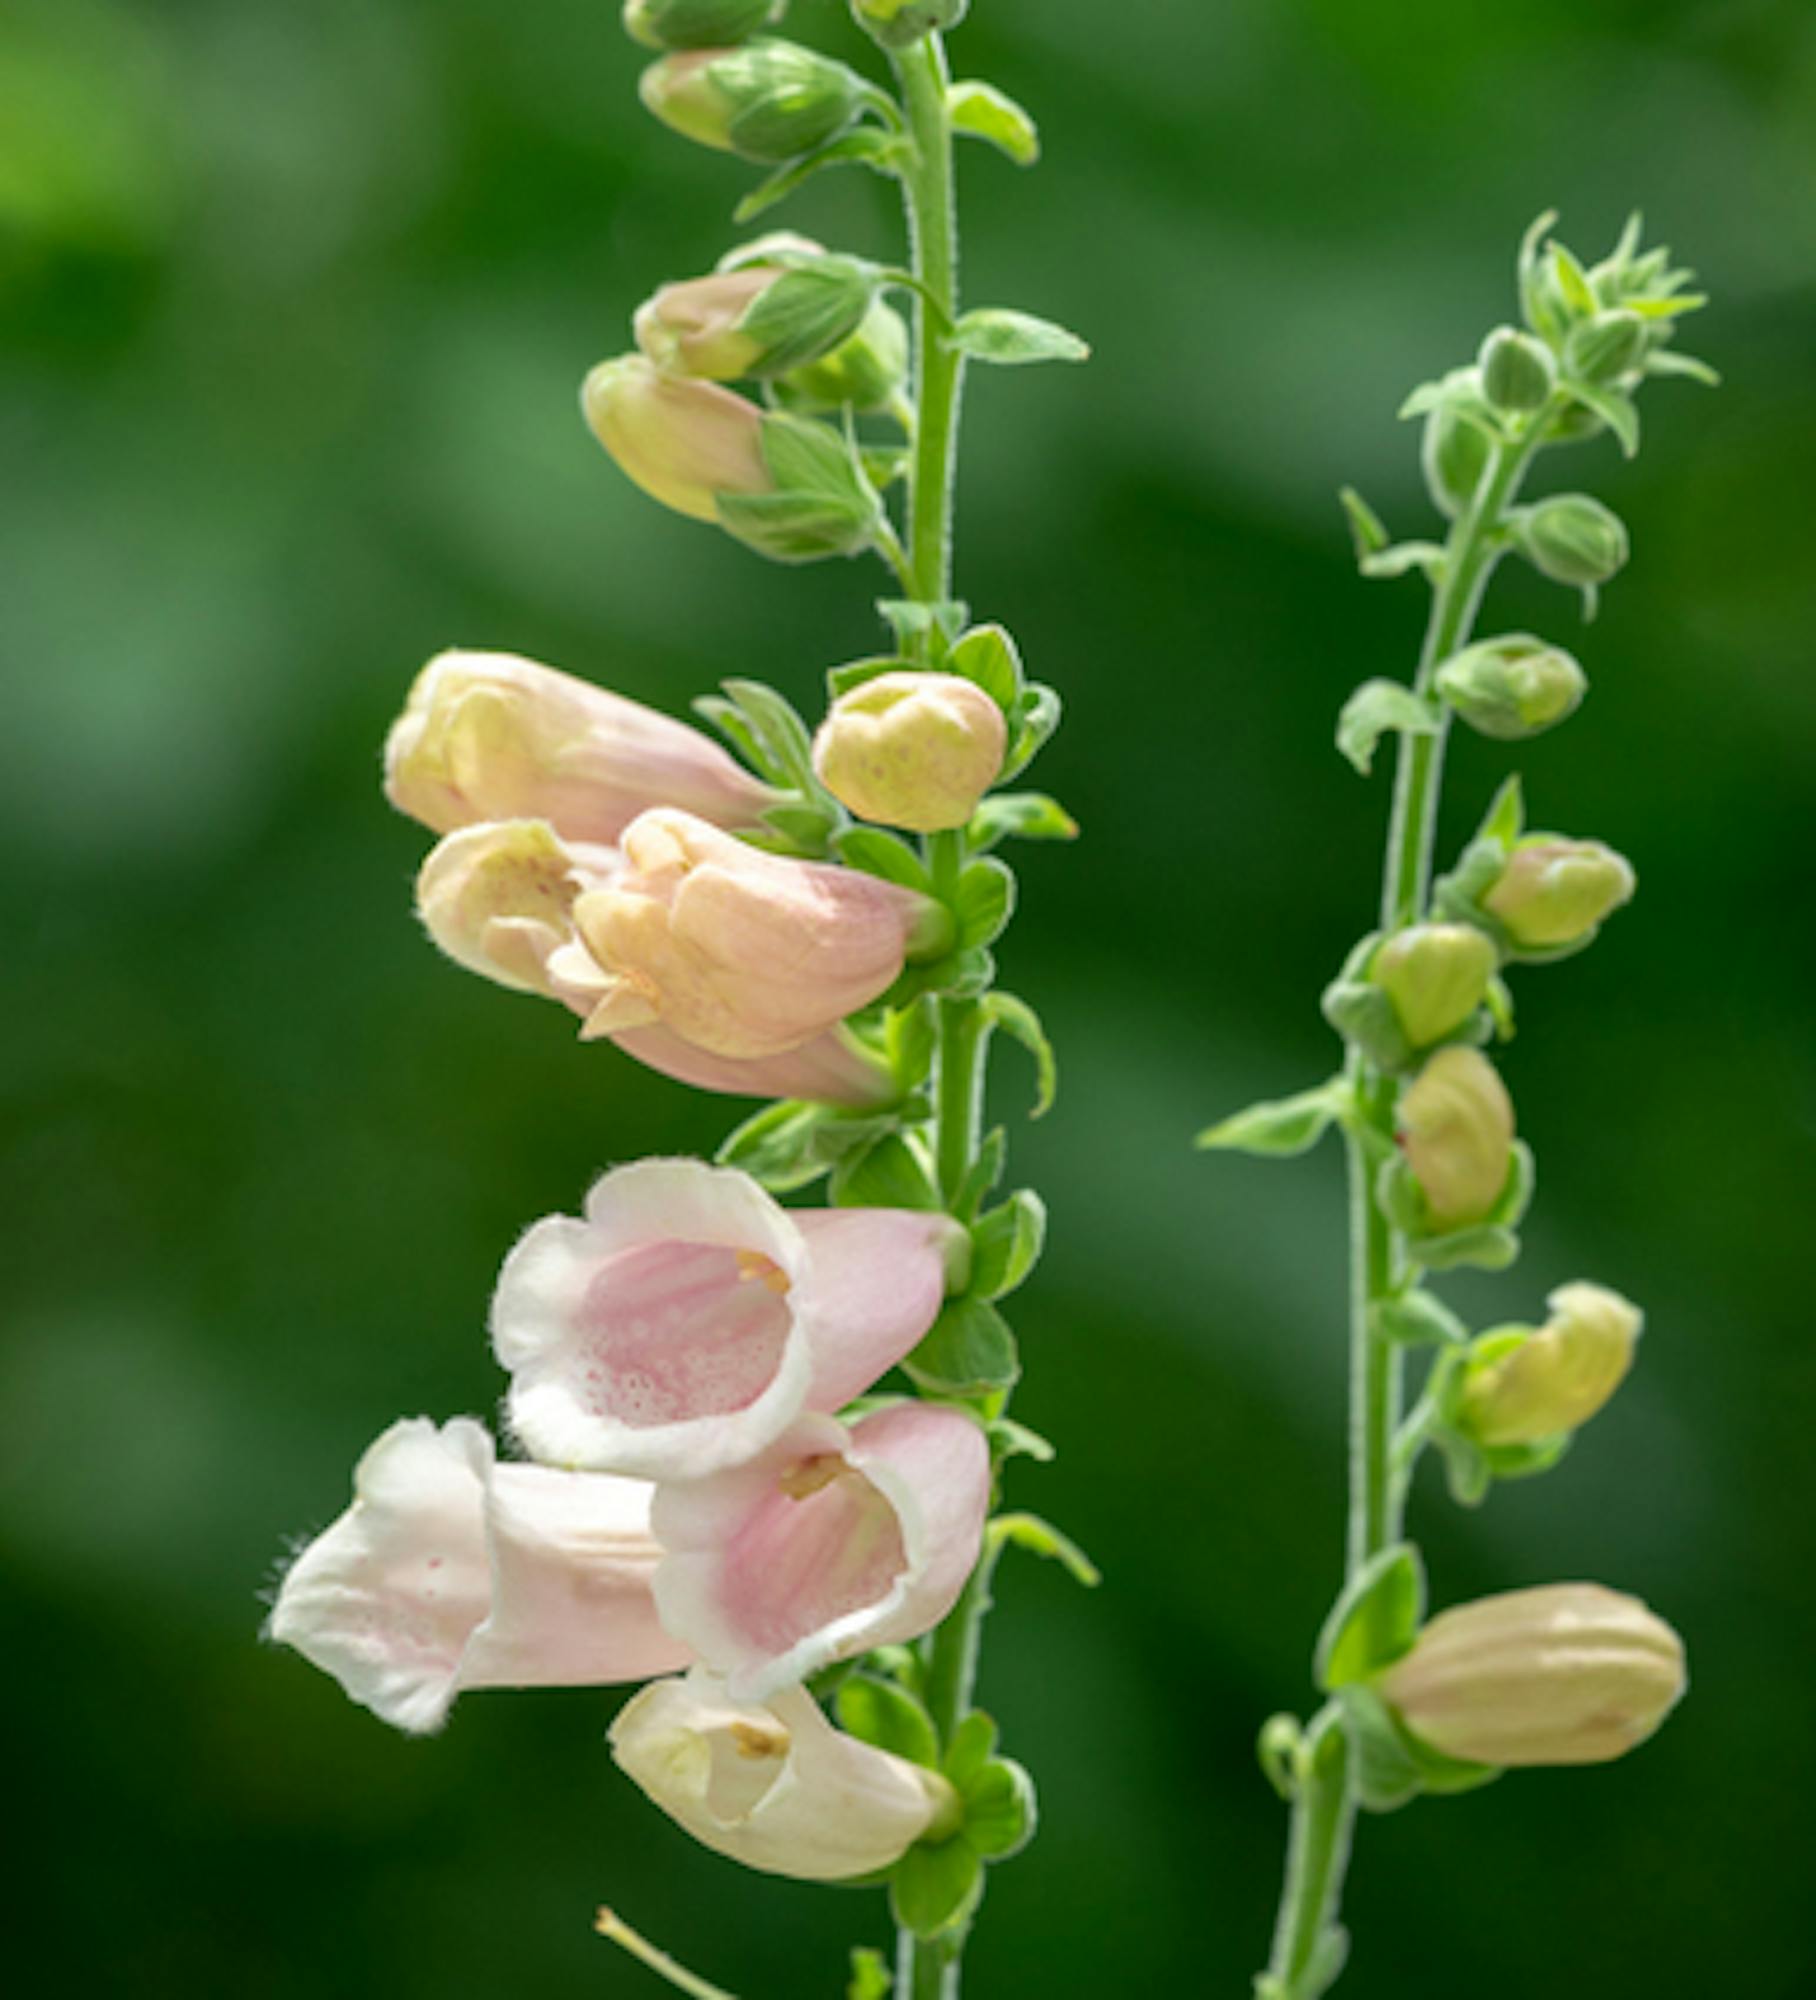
384, 649, 777, 845
650, 1403, 991, 1702
609, 1019, 901, 1107
610, 1671, 956, 1880
266, 1418, 689, 1734
573, 807, 946, 1059
491, 1159, 958, 1482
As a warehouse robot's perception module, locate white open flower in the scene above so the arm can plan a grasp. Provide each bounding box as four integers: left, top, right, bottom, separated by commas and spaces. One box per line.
610, 1671, 953, 1880
268, 1417, 689, 1733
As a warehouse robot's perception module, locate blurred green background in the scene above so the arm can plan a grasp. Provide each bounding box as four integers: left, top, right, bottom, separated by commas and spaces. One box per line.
4, 0, 1812, 1993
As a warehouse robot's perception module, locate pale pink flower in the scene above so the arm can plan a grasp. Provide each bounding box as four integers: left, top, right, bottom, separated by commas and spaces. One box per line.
573, 807, 944, 1059
268, 1418, 689, 1734
610, 1670, 955, 1880
651, 1403, 990, 1701
385, 649, 776, 846
609, 1019, 901, 1106
491, 1159, 958, 1481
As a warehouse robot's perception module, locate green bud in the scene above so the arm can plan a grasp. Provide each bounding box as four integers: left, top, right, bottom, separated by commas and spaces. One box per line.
1564, 308, 1648, 387
1478, 326, 1555, 414
777, 299, 910, 412
1370, 924, 1496, 1049
1518, 493, 1629, 588
1456, 1281, 1642, 1447
1419, 371, 1492, 519
719, 409, 886, 563
640, 41, 868, 163
1434, 634, 1586, 741
1482, 836, 1635, 951
623, 0, 782, 51
850, 0, 969, 49
1397, 1046, 1515, 1234
635, 251, 878, 381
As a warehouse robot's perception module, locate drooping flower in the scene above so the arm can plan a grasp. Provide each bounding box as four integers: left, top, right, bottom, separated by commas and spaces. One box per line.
651, 1402, 990, 1701
385, 649, 776, 845
1456, 1281, 1642, 1447
572, 807, 947, 1059
267, 1418, 689, 1734
610, 1670, 955, 1879
492, 1158, 957, 1481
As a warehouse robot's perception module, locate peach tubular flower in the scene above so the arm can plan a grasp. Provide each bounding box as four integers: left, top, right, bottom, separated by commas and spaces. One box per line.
267, 1417, 689, 1734
651, 1403, 990, 1702
574, 807, 943, 1059
491, 1159, 957, 1481
385, 650, 777, 845
610, 1670, 954, 1880
609, 1019, 900, 1106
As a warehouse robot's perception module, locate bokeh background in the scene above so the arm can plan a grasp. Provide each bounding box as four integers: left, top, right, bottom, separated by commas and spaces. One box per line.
4, 0, 1812, 1993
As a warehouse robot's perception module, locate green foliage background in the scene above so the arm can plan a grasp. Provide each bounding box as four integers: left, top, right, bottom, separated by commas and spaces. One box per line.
4, 0, 1811, 1993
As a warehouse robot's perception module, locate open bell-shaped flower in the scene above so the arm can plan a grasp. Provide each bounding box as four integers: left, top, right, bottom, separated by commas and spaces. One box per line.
572, 807, 948, 1060
267, 1418, 689, 1734
610, 1670, 955, 1879
651, 1402, 990, 1701
491, 1158, 959, 1481
385, 650, 776, 845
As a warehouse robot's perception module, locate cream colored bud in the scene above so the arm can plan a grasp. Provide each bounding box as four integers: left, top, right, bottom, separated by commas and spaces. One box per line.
1379, 1583, 1686, 1767
1458, 1281, 1642, 1446
581, 356, 772, 521
635, 267, 775, 379
638, 43, 866, 164
1483, 836, 1636, 950
635, 255, 874, 383
813, 672, 1006, 833
1397, 1046, 1515, 1232
1371, 924, 1497, 1049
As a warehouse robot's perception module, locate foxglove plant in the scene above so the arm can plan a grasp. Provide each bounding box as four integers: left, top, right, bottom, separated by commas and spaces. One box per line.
270, 2, 1087, 1994
1199, 213, 1713, 1996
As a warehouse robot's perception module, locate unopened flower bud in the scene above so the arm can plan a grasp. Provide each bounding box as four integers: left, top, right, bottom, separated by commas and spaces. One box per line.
611, 1673, 956, 1879
634, 254, 876, 382
813, 671, 1006, 833
623, 0, 782, 51
850, 0, 970, 49
1478, 326, 1556, 413
582, 356, 771, 522
1435, 634, 1587, 741
1370, 924, 1497, 1049
1378, 1583, 1685, 1767
778, 299, 911, 413
1457, 1281, 1642, 1447
1482, 836, 1635, 951
639, 41, 868, 163
1519, 493, 1630, 588
1397, 1046, 1515, 1233
1564, 308, 1647, 386
1420, 373, 1492, 519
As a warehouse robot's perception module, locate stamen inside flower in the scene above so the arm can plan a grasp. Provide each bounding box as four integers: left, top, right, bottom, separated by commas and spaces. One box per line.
704, 1716, 790, 1818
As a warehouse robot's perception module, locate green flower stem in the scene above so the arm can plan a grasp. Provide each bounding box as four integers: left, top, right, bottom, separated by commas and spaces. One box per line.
1264, 1712, 1353, 1997
1265, 413, 1551, 1995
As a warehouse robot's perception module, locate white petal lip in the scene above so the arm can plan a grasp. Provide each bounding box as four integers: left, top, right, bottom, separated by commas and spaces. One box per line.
650, 1404, 990, 1703
491, 1162, 953, 1483
267, 1417, 688, 1734
609, 1670, 942, 1880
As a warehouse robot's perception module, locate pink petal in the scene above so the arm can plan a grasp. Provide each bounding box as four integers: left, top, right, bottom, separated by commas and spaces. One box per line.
794, 1208, 958, 1412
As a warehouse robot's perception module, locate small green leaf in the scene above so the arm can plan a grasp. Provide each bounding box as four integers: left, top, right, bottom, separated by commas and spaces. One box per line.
1359, 540, 1446, 581
837, 1675, 941, 1768
968, 1189, 1046, 1301
904, 1298, 1019, 1396
961, 1757, 1036, 1859
946, 79, 1039, 166
980, 992, 1056, 1117
952, 857, 1015, 949
1370, 1291, 1469, 1348
887, 994, 938, 1090
1644, 348, 1720, 387
989, 1510, 1101, 1588
1314, 1543, 1424, 1690
987, 1417, 1054, 1465
1195, 1083, 1344, 1158
1550, 239, 1598, 318
947, 308, 1090, 366
998, 682, 1062, 781
829, 654, 915, 700
848, 1946, 892, 2000
1336, 680, 1441, 778
876, 597, 969, 651
967, 791, 1077, 852
1338, 1686, 1500, 1812
757, 798, 840, 856
1563, 378, 1641, 458
952, 1127, 1006, 1219
733, 127, 902, 225
836, 826, 933, 891
1476, 772, 1525, 850
1338, 484, 1390, 558
941, 1712, 999, 1789
890, 1838, 983, 1941
829, 1132, 942, 1210
716, 677, 820, 791
947, 623, 1023, 710
716, 1099, 839, 1192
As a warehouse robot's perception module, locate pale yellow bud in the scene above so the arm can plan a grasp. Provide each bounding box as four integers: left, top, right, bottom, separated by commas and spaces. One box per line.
581, 355, 772, 521
1371, 924, 1497, 1049
634, 267, 775, 379
1397, 1046, 1515, 1232
1458, 1281, 1642, 1446
812, 672, 1006, 833
1379, 1583, 1686, 1767
1483, 837, 1636, 950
